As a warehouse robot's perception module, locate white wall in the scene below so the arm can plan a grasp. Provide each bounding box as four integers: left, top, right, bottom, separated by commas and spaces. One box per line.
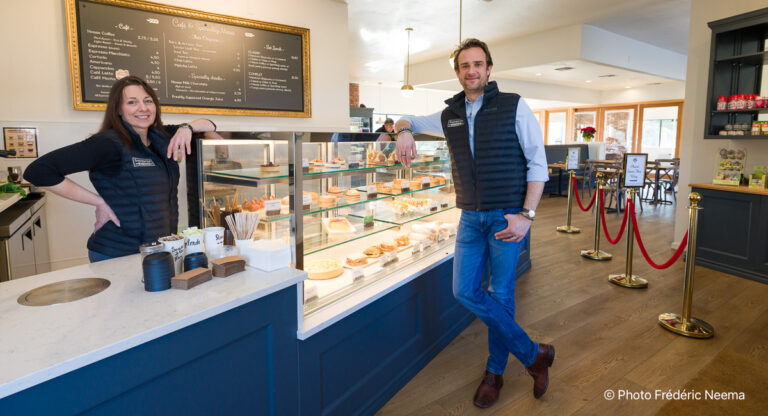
673, 0, 768, 245
358, 84, 454, 116
0, 0, 349, 269
600, 82, 686, 104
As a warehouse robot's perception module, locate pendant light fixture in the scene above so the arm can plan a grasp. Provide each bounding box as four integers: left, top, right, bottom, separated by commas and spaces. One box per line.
401, 27, 415, 97
448, 0, 462, 69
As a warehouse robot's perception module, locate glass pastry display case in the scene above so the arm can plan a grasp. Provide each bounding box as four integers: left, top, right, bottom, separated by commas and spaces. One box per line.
197, 132, 459, 316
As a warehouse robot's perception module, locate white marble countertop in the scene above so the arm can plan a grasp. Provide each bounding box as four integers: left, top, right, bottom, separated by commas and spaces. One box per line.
0, 255, 306, 399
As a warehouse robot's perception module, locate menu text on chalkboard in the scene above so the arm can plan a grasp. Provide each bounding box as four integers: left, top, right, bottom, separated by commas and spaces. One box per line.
65, 0, 311, 117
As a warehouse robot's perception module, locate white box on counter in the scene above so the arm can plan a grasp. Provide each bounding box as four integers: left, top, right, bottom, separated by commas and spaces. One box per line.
240, 239, 291, 272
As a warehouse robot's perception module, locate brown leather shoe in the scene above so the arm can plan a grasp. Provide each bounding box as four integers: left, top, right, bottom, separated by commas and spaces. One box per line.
526, 343, 555, 399
473, 371, 503, 408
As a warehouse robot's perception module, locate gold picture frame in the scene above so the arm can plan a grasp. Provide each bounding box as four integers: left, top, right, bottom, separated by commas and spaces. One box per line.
65, 0, 311, 118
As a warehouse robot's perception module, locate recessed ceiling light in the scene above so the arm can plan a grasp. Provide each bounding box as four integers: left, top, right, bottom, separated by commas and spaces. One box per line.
647, 82, 662, 86
585, 80, 592, 83
625, 85, 631, 89
535, 72, 542, 76
554, 66, 574, 71
598, 74, 616, 78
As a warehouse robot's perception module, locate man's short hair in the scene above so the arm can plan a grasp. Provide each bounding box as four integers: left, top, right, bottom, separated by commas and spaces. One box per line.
452, 38, 493, 71
384, 118, 394, 125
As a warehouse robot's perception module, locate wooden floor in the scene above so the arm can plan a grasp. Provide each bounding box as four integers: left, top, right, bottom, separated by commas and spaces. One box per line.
378, 191, 768, 415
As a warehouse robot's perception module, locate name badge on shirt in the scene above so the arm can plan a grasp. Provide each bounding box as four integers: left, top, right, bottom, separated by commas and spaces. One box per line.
132, 157, 156, 167
447, 118, 464, 128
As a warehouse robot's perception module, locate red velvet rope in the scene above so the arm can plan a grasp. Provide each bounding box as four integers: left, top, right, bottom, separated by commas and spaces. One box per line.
573, 176, 597, 211
628, 199, 688, 269
599, 189, 628, 244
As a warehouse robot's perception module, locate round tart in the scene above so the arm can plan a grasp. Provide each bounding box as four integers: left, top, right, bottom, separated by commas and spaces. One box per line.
305, 258, 344, 280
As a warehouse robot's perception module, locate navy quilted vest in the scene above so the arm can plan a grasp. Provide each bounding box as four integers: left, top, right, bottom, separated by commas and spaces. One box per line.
440, 81, 528, 210
87, 124, 179, 257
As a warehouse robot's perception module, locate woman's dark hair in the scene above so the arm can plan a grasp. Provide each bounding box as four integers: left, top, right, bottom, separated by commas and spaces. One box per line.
100, 75, 167, 148
452, 38, 494, 71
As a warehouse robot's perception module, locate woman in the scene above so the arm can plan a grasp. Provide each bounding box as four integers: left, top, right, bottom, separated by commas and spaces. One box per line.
24, 75, 216, 262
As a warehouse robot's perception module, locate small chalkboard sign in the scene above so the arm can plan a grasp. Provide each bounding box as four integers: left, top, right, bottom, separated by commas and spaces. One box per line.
65, 0, 310, 117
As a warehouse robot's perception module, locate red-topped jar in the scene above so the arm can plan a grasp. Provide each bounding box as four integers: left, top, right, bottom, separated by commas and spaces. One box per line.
717, 95, 728, 111
746, 94, 756, 109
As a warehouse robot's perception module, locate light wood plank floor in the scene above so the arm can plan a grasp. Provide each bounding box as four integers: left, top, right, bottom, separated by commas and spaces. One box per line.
378, 192, 768, 415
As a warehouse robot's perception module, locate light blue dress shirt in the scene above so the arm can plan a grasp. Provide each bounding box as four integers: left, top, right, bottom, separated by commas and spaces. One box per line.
400, 95, 549, 183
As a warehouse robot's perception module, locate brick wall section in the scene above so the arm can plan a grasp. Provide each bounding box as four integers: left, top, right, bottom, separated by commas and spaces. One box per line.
349, 83, 359, 107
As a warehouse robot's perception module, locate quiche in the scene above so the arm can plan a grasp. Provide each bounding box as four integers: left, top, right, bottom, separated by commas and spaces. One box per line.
305, 258, 344, 280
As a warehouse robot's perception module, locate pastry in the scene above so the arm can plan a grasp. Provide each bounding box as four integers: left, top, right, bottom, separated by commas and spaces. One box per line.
409, 180, 422, 190
371, 151, 386, 164
305, 258, 344, 280
345, 255, 368, 267
319, 195, 337, 208
260, 162, 280, 173
387, 152, 398, 165
281, 196, 290, 206
367, 152, 376, 162
344, 188, 361, 202
378, 184, 392, 193
430, 176, 440, 187
327, 217, 353, 232
328, 186, 344, 197
363, 246, 383, 258
331, 157, 346, 165
395, 235, 410, 247
379, 241, 396, 252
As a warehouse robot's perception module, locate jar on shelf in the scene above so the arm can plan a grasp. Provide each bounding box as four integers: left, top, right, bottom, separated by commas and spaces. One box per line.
756, 96, 765, 108
746, 94, 756, 109
727, 95, 736, 109
716, 96, 727, 111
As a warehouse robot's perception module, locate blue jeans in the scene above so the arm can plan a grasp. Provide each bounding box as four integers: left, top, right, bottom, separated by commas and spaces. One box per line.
88, 249, 114, 263
453, 209, 538, 374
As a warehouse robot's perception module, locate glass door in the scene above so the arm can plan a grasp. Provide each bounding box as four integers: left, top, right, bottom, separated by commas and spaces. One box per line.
639, 103, 682, 160
603, 107, 636, 159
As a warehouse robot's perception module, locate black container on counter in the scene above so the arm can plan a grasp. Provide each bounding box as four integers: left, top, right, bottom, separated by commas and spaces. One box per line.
184, 252, 209, 272
142, 252, 174, 292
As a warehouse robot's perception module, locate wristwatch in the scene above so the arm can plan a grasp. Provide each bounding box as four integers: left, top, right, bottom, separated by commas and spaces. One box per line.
178, 123, 193, 132
520, 208, 536, 221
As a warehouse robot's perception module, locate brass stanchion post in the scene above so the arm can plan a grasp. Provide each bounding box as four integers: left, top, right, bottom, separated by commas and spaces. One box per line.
658, 193, 714, 338
556, 170, 581, 233
580, 172, 611, 260
609, 188, 647, 288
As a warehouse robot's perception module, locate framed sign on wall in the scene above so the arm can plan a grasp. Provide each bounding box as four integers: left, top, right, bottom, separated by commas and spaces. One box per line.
65, 0, 311, 117
3, 127, 39, 158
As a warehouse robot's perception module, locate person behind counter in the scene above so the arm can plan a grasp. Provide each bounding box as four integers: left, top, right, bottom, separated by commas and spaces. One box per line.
375, 118, 395, 133
393, 39, 552, 408
24, 75, 216, 262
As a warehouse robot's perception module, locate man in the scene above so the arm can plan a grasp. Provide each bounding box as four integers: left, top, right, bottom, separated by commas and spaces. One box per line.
394, 38, 553, 408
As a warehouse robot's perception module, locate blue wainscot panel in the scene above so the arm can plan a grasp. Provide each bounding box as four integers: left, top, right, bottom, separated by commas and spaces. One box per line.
0, 286, 299, 416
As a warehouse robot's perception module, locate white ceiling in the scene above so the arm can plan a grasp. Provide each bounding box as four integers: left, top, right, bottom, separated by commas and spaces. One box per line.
494, 60, 673, 91
347, 0, 690, 88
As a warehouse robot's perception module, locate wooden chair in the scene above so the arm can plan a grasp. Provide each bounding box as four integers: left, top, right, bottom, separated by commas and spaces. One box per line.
574, 161, 595, 200
657, 158, 680, 202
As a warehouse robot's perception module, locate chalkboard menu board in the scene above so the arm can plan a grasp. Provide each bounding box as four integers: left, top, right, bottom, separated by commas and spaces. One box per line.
65, 0, 311, 117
